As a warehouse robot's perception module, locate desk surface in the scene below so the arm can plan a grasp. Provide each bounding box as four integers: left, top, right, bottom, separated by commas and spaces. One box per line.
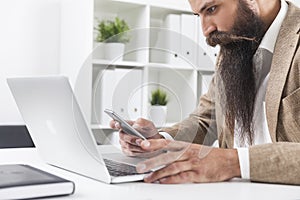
0, 148, 299, 200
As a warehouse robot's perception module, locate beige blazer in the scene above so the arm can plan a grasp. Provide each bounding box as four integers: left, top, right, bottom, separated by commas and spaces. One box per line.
162, 2, 300, 185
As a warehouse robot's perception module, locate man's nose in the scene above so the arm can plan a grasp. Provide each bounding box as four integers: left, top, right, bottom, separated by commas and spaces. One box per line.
201, 18, 217, 38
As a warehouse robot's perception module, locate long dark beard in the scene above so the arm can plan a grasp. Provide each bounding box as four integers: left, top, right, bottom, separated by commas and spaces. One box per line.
207, 0, 266, 145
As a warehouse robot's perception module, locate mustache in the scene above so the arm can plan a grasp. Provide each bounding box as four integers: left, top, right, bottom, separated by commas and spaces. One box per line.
206, 31, 258, 47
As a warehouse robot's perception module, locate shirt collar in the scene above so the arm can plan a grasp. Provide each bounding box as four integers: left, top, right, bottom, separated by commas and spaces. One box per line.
259, 0, 288, 53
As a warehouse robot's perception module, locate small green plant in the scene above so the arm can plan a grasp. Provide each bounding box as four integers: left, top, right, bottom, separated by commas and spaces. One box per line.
95, 17, 130, 43
150, 89, 168, 106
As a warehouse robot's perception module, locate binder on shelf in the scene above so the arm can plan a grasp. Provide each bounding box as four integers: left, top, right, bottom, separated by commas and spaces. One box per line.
109, 69, 143, 121
196, 19, 219, 70
0, 164, 75, 200
180, 14, 198, 68
163, 14, 182, 65
151, 14, 185, 66
93, 68, 143, 126
99, 69, 115, 126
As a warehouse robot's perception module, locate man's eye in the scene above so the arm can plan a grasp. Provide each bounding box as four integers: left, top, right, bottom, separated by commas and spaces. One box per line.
207, 6, 217, 14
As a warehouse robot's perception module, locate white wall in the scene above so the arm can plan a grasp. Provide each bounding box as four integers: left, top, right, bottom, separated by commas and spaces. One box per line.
0, 0, 93, 125
60, 0, 93, 123
0, 0, 61, 124
289, 0, 300, 7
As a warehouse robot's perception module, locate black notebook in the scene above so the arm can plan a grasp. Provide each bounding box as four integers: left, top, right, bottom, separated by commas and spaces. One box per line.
0, 164, 75, 200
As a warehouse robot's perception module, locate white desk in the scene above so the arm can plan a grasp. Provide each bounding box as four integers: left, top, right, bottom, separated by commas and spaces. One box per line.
0, 148, 299, 200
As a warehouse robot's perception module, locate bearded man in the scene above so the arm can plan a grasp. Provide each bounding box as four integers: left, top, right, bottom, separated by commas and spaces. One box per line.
110, 0, 300, 185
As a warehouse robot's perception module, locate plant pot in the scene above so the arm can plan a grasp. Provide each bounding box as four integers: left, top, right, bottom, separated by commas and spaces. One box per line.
93, 42, 105, 59
148, 105, 167, 127
104, 43, 125, 62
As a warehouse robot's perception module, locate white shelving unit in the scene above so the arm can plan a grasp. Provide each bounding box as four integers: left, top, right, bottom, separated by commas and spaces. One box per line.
90, 0, 218, 144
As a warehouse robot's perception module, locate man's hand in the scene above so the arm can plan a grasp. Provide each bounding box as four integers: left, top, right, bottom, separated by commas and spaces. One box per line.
136, 139, 241, 184
109, 118, 163, 157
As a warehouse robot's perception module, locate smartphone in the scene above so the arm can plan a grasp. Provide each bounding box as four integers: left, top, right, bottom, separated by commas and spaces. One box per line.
104, 109, 146, 140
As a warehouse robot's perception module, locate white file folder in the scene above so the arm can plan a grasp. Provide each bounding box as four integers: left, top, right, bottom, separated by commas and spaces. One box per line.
93, 68, 143, 126
180, 14, 198, 68
163, 14, 182, 65
196, 19, 220, 69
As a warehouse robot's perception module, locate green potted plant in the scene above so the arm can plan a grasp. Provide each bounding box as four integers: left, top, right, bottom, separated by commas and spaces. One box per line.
149, 88, 168, 127
94, 17, 130, 61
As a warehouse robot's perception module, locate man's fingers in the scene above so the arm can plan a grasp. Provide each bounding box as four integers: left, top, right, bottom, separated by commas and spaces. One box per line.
141, 139, 189, 152
136, 150, 188, 173
110, 120, 135, 129
125, 120, 135, 126
109, 120, 118, 129
121, 148, 160, 158
158, 171, 196, 184
119, 140, 145, 153
144, 161, 193, 183
122, 148, 139, 157
119, 132, 140, 145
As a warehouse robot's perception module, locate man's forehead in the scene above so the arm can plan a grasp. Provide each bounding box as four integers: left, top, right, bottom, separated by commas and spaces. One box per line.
188, 0, 217, 13
189, 0, 235, 14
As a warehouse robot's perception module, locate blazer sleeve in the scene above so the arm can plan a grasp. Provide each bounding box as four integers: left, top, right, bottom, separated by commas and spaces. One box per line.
249, 85, 300, 185
160, 75, 218, 146
249, 142, 300, 185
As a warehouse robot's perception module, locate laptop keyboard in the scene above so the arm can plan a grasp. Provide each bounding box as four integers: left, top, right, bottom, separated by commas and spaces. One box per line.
103, 158, 140, 177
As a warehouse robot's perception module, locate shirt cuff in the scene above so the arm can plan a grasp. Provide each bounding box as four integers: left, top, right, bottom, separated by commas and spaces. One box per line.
158, 132, 174, 141
237, 148, 250, 179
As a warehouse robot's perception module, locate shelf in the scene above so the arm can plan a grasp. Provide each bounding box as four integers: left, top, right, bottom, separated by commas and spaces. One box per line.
91, 124, 114, 130
92, 60, 215, 73
197, 68, 215, 74
93, 59, 145, 69
146, 62, 195, 70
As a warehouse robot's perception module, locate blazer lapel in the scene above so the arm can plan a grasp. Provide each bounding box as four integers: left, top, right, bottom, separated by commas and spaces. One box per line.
266, 3, 300, 142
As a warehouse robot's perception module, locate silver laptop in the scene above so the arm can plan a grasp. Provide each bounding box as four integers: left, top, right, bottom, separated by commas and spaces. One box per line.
7, 76, 148, 184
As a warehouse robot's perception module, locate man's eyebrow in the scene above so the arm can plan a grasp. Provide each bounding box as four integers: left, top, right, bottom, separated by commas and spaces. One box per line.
198, 1, 216, 14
